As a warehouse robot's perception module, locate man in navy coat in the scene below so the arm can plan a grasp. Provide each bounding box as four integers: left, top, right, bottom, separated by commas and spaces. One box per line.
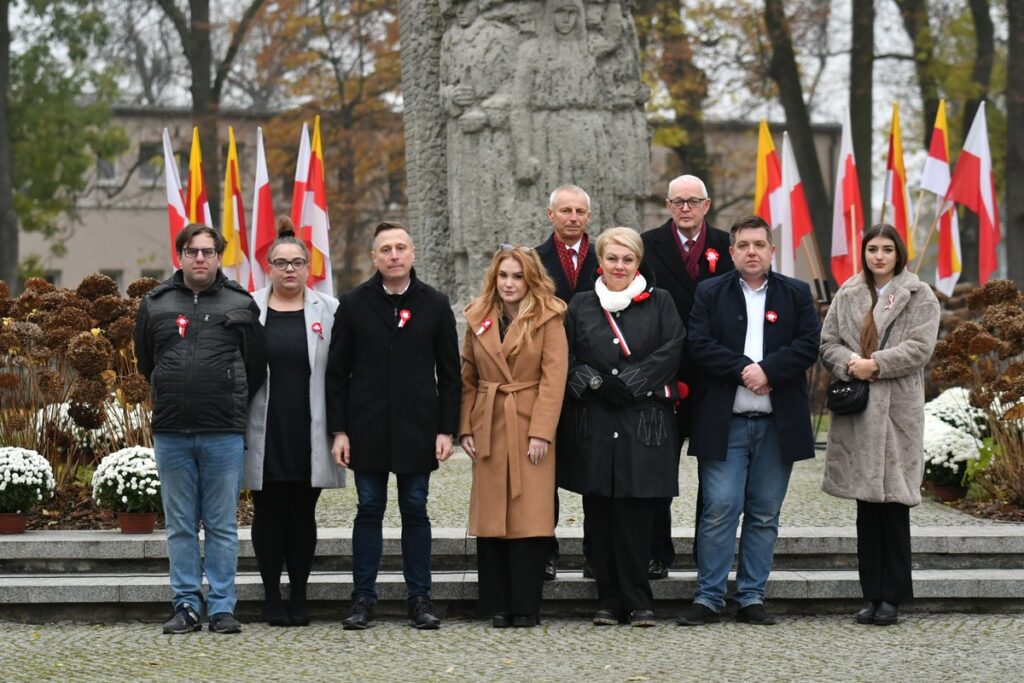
677, 215, 819, 627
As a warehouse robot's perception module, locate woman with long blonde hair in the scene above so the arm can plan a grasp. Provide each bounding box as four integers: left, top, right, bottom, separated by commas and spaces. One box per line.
459, 245, 568, 628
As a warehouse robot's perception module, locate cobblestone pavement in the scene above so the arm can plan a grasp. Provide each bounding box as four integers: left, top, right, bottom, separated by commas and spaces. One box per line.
4, 614, 1022, 682
312, 447, 993, 530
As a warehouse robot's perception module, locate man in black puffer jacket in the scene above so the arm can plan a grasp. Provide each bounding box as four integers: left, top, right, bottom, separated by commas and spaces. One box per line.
135, 224, 266, 635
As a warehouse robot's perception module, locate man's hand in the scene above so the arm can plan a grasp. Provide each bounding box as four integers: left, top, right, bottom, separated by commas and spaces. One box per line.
460, 435, 477, 461
741, 363, 770, 393
527, 437, 549, 465
331, 432, 351, 468
436, 434, 454, 462
847, 358, 880, 381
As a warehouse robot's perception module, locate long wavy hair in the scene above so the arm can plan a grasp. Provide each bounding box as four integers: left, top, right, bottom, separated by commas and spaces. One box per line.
859, 223, 908, 355
465, 247, 567, 358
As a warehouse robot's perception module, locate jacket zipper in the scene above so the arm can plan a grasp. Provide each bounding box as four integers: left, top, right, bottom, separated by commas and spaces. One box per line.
183, 292, 199, 431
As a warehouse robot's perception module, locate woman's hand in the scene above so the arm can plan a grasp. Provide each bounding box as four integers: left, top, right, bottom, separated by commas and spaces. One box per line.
847, 357, 879, 381
527, 437, 549, 465
460, 435, 477, 461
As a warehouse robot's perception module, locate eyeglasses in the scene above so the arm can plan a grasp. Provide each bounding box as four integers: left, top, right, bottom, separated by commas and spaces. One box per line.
270, 258, 309, 271
498, 244, 533, 253
182, 247, 218, 259
667, 197, 708, 209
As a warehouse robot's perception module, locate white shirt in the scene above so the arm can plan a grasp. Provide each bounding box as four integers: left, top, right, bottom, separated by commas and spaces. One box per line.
732, 277, 773, 414
676, 226, 702, 251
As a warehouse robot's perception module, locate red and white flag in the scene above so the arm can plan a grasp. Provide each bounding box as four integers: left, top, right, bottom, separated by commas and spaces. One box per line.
754, 120, 784, 228
919, 99, 961, 297
186, 127, 213, 228
883, 102, 913, 259
221, 127, 252, 290
162, 128, 188, 269
291, 123, 310, 230
249, 127, 276, 291
945, 101, 1001, 285
294, 116, 333, 295
777, 132, 814, 277
830, 109, 864, 286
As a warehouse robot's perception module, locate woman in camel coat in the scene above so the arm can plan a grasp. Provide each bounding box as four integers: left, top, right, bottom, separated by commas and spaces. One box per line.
820, 223, 940, 626
460, 246, 568, 628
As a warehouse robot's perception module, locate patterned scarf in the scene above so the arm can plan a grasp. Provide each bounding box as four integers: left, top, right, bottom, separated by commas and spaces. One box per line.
673, 221, 708, 281
554, 232, 590, 290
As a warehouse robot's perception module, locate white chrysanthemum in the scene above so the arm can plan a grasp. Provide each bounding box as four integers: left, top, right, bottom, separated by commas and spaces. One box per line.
923, 414, 982, 468
91, 446, 161, 512
926, 387, 988, 438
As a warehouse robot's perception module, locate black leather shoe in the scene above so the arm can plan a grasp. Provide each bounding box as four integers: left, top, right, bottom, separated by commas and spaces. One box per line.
582, 558, 594, 579
648, 559, 669, 580
262, 599, 290, 627
855, 601, 878, 625
288, 595, 311, 627
409, 596, 441, 629
343, 597, 375, 630
544, 559, 557, 581
512, 614, 539, 627
736, 603, 777, 625
492, 613, 512, 628
873, 601, 899, 626
592, 609, 618, 626
675, 603, 720, 626
629, 609, 657, 627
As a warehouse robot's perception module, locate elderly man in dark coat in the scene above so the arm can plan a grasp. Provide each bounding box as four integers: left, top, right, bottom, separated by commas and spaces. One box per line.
641, 173, 734, 580
678, 215, 819, 627
326, 222, 461, 631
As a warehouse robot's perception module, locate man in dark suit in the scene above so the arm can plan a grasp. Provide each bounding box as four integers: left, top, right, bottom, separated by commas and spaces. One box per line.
326, 222, 461, 631
676, 215, 819, 627
535, 184, 599, 580
641, 174, 734, 580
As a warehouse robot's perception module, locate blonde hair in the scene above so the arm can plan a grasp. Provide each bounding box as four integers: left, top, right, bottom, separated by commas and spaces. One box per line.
465, 247, 567, 358
596, 227, 644, 260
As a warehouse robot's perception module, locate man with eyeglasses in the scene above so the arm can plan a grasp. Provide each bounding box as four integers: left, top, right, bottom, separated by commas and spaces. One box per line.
134, 224, 266, 635
640, 174, 734, 581
534, 184, 600, 582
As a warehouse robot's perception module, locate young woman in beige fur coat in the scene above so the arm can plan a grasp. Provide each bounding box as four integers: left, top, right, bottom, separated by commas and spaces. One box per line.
820, 224, 940, 626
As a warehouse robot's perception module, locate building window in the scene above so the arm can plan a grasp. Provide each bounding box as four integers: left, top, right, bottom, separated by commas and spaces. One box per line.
43, 271, 61, 287
97, 156, 118, 187
140, 268, 165, 282
100, 269, 123, 292
138, 143, 162, 187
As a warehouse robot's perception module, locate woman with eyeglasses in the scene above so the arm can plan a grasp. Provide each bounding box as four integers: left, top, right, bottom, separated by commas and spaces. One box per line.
245, 217, 346, 626
459, 245, 568, 628
561, 227, 685, 627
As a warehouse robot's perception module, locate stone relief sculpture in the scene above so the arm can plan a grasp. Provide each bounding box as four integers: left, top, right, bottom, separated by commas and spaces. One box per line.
398, 0, 649, 304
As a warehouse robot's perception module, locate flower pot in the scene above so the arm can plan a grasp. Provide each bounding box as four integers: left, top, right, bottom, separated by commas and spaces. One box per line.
116, 512, 158, 534
924, 481, 967, 502
0, 512, 28, 534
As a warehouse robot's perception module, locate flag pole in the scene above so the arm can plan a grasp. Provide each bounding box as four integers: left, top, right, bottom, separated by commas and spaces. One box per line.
912, 206, 945, 275
908, 188, 926, 252
878, 201, 888, 225
851, 202, 860, 274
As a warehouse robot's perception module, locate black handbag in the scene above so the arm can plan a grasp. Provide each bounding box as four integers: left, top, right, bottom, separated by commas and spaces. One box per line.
826, 320, 896, 415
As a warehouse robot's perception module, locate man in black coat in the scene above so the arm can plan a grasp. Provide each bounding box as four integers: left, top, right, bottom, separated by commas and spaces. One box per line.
535, 184, 599, 580
677, 215, 820, 627
326, 222, 461, 631
641, 174, 734, 580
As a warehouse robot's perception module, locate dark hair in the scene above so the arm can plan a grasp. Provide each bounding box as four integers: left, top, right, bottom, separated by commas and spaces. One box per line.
372, 221, 413, 248
268, 216, 310, 262
729, 215, 773, 245
175, 223, 225, 255
858, 223, 908, 356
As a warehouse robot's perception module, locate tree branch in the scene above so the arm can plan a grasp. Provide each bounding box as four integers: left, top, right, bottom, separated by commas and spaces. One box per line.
153, 0, 191, 69
213, 0, 270, 101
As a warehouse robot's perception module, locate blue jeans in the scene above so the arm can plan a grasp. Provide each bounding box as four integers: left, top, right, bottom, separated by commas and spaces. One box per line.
694, 416, 792, 611
352, 471, 432, 602
153, 432, 244, 616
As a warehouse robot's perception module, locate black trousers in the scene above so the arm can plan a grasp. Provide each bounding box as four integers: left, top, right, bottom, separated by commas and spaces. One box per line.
856, 500, 913, 605
251, 482, 322, 603
477, 537, 548, 617
583, 495, 655, 614
650, 498, 676, 566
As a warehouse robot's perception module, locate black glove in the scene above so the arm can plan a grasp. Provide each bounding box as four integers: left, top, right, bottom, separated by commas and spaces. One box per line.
596, 374, 633, 406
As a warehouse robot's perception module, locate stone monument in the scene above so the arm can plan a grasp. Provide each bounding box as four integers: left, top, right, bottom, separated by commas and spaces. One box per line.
398, 0, 650, 303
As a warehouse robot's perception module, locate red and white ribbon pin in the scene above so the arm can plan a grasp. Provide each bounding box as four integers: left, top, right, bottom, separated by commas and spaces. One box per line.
176, 315, 189, 338
765, 310, 778, 323
476, 319, 492, 336
705, 248, 719, 274
312, 321, 323, 339
398, 309, 412, 329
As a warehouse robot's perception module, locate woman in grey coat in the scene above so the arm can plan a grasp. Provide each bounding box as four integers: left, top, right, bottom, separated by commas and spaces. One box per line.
820, 224, 940, 626
245, 219, 346, 626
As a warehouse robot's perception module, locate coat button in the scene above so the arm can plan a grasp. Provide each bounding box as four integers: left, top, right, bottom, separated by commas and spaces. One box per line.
646, 391, 652, 397
613, 431, 619, 438
612, 338, 620, 345
615, 312, 621, 318
611, 369, 618, 375
738, 315, 744, 321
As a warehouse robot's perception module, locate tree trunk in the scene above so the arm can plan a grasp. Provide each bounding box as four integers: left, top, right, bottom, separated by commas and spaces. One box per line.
763, 0, 832, 277
958, 0, 996, 284
894, 0, 940, 147
0, 0, 16, 289
189, 0, 220, 222
850, 0, 873, 224
1006, 0, 1024, 286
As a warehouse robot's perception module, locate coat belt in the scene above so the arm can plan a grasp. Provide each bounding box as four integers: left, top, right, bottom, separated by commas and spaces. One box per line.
475, 379, 540, 500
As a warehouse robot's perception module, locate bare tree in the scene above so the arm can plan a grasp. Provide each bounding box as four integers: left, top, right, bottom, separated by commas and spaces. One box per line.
850, 0, 873, 221
893, 0, 941, 147
1006, 0, 1023, 285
